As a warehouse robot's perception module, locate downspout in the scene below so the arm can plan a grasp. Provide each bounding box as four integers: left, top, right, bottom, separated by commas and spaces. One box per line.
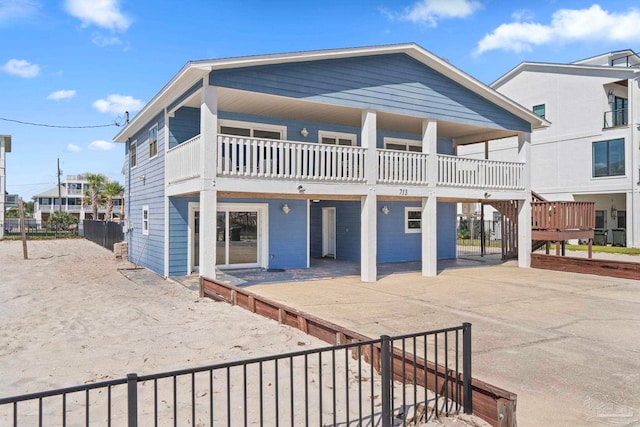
127, 137, 132, 245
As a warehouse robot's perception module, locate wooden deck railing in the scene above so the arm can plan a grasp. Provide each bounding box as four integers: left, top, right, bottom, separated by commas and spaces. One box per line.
531, 201, 595, 230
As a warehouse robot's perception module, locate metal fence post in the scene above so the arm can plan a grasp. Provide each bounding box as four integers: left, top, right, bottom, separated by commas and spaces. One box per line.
380, 335, 392, 427
127, 373, 138, 427
462, 323, 472, 414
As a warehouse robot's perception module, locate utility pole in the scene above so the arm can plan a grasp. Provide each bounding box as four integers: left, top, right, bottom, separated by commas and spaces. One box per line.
57, 158, 62, 212
19, 197, 28, 259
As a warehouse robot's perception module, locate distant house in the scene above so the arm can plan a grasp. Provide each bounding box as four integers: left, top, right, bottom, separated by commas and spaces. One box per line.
33, 174, 124, 223
113, 43, 546, 281
0, 135, 11, 238
489, 49, 640, 247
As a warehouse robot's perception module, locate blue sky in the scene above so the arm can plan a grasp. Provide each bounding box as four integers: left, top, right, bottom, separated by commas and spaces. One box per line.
2, 0, 640, 199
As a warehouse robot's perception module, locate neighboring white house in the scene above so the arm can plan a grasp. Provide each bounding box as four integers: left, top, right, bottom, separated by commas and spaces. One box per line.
460, 49, 639, 248
33, 174, 124, 223
0, 135, 11, 238
112, 43, 548, 281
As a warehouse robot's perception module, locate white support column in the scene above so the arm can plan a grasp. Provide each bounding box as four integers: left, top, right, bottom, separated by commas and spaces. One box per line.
422, 195, 437, 276
199, 83, 218, 279
422, 119, 438, 277
627, 191, 637, 248
361, 110, 377, 282
517, 132, 532, 267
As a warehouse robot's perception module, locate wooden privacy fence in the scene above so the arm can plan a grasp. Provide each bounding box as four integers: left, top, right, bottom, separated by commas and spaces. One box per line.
83, 220, 124, 251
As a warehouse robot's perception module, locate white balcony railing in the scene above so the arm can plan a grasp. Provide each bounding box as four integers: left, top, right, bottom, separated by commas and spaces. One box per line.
166, 135, 202, 184
377, 149, 428, 184
437, 155, 525, 190
217, 135, 366, 182
165, 134, 527, 192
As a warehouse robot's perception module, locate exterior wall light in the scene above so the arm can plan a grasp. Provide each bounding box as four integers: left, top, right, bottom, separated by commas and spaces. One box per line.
381, 206, 390, 215
611, 204, 617, 219
282, 204, 291, 214
300, 128, 309, 138
608, 89, 614, 104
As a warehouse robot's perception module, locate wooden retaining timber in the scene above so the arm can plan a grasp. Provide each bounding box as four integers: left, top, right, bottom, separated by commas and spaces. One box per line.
201, 277, 517, 427
532, 253, 640, 280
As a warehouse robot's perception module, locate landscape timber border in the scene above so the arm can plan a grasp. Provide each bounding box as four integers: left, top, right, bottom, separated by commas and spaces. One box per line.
531, 253, 640, 280
201, 277, 518, 427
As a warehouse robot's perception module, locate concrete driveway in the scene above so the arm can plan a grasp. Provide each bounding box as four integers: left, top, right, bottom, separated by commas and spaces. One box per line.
247, 262, 640, 426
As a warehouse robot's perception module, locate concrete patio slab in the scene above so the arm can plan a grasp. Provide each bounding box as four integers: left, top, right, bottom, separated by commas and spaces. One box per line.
246, 263, 640, 426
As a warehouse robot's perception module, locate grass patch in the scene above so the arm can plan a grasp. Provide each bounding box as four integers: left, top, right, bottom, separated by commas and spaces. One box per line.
550, 243, 640, 256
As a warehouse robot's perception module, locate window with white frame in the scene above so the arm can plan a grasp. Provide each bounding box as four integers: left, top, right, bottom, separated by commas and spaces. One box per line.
130, 140, 137, 168
384, 137, 422, 152
142, 205, 149, 235
219, 120, 286, 140
149, 125, 158, 158
319, 131, 356, 146
405, 207, 422, 233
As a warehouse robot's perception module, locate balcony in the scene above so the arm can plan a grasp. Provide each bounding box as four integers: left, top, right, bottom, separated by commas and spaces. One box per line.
166, 134, 526, 192
604, 108, 628, 129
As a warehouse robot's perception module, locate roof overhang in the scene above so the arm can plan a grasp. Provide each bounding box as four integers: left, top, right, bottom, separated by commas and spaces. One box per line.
115, 43, 549, 143
492, 62, 640, 90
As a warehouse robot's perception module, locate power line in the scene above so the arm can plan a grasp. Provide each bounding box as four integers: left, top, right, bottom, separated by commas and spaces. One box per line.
0, 116, 123, 128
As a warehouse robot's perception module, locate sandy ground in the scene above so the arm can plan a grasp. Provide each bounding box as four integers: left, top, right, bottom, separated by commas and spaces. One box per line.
0, 239, 486, 427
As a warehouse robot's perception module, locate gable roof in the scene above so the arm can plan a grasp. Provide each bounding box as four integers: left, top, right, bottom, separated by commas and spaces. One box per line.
493, 56, 640, 90
114, 43, 548, 143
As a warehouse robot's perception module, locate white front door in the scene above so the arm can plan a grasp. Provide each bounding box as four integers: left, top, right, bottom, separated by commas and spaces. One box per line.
322, 207, 336, 259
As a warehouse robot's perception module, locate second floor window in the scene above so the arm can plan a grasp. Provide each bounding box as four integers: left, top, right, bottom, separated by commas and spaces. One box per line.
532, 104, 545, 119
593, 138, 624, 177
130, 140, 137, 168
319, 131, 356, 146
149, 126, 158, 158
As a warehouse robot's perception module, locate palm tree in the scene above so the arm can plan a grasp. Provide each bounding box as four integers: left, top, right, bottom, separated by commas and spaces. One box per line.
83, 173, 106, 219
103, 181, 124, 221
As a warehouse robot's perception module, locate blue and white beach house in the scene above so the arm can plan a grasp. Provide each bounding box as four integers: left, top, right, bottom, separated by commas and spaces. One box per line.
114, 44, 547, 282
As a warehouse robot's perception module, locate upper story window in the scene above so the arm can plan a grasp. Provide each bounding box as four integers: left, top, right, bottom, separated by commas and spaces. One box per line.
532, 104, 545, 119
67, 182, 82, 195
384, 137, 422, 152
130, 140, 137, 168
319, 131, 356, 146
219, 120, 286, 140
149, 125, 158, 159
612, 96, 628, 127
593, 138, 625, 177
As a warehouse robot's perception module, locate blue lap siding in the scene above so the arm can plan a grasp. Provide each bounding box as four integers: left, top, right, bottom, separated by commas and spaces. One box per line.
210, 53, 530, 132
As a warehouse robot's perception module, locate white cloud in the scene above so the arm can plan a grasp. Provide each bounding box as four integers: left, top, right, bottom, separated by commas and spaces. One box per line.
88, 140, 114, 151
392, 0, 481, 26
92, 94, 143, 115
66, 143, 81, 152
476, 5, 640, 55
91, 33, 122, 47
2, 58, 40, 78
47, 89, 76, 100
64, 0, 131, 31
0, 0, 39, 22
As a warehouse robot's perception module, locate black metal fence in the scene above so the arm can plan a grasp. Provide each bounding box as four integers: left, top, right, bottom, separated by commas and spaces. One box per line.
83, 220, 124, 251
0, 325, 472, 427
1, 220, 78, 238
457, 218, 502, 257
